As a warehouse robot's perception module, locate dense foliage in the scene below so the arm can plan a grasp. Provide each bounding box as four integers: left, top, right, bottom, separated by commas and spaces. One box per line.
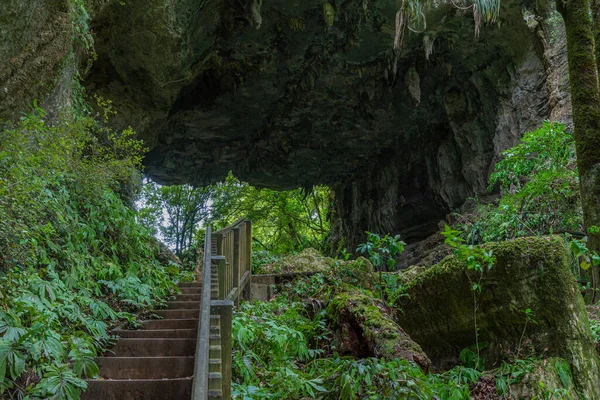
138, 173, 331, 268
231, 274, 476, 399
0, 105, 184, 399
232, 273, 574, 399
459, 122, 580, 244
210, 174, 330, 255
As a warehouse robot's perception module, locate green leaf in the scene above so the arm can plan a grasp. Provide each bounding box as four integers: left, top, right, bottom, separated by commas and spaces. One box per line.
554, 359, 572, 389
581, 260, 591, 271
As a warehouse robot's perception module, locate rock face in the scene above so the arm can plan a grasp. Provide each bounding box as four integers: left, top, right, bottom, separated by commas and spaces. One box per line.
0, 0, 72, 120
396, 236, 600, 398
0, 1, 571, 248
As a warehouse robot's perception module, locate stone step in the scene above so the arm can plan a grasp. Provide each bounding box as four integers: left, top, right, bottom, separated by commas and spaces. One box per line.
180, 287, 202, 294
176, 294, 202, 302
105, 338, 196, 357
96, 356, 194, 379
115, 329, 198, 339
83, 378, 192, 400
167, 301, 201, 309
141, 318, 199, 330
153, 309, 200, 319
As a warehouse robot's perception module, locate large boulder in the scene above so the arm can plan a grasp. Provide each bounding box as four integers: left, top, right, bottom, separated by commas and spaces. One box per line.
327, 285, 431, 372
396, 236, 600, 398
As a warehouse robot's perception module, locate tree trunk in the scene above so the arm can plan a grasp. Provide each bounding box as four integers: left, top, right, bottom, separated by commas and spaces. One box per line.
593, 0, 600, 78
559, 0, 600, 302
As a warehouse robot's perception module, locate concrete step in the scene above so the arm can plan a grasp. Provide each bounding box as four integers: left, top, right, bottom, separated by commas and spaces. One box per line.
105, 338, 196, 357
166, 301, 201, 309
141, 318, 198, 330
96, 357, 194, 379
116, 329, 198, 338
153, 309, 199, 319
176, 294, 202, 302
83, 378, 192, 400
180, 287, 202, 294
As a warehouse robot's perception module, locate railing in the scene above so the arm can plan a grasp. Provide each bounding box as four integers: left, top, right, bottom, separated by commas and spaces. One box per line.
191, 226, 213, 399
191, 219, 252, 399
214, 218, 252, 304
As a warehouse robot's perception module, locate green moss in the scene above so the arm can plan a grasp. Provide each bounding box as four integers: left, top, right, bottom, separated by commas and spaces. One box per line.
331, 256, 375, 290
258, 248, 333, 274
396, 236, 600, 398
327, 285, 431, 371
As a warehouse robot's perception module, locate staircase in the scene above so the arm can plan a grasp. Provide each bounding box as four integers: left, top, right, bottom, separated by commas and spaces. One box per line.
84, 219, 251, 399
83, 280, 224, 400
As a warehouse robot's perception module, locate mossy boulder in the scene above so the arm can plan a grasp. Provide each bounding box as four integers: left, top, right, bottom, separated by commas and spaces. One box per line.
327, 285, 431, 372
258, 249, 375, 290
396, 236, 600, 398
258, 248, 333, 275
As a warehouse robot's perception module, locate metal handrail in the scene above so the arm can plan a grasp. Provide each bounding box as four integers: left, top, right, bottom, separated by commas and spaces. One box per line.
191, 226, 212, 399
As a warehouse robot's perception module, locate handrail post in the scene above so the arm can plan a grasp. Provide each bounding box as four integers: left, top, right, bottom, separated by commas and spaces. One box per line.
244, 221, 252, 300
217, 257, 226, 300
216, 233, 224, 255
212, 300, 233, 400
232, 228, 240, 304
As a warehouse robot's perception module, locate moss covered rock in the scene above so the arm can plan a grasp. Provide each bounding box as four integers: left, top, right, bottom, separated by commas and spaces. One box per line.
258, 249, 376, 290
327, 285, 431, 372
258, 248, 333, 274
396, 236, 600, 398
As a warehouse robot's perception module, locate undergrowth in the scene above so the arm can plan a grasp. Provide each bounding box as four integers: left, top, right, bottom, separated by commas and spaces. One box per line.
458, 122, 580, 244
231, 274, 570, 399
0, 105, 184, 399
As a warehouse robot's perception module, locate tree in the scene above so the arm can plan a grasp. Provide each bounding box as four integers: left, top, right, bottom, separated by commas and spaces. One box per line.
138, 181, 212, 260
556, 0, 600, 301
210, 173, 330, 255
397, 0, 600, 300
